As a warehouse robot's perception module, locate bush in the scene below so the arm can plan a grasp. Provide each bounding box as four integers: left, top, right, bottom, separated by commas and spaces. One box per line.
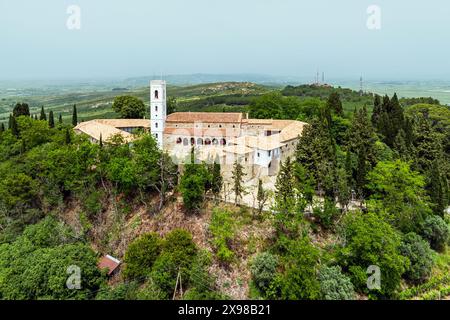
150, 253, 178, 298
421, 215, 450, 252
313, 199, 340, 229
400, 233, 434, 283
123, 233, 162, 280
163, 229, 197, 268
209, 208, 235, 263
338, 212, 409, 298
250, 252, 278, 294
318, 265, 355, 300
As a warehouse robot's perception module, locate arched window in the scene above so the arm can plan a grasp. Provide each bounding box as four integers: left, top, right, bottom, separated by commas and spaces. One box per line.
183, 138, 188, 146
190, 137, 195, 145
220, 138, 226, 145
155, 133, 158, 139
212, 138, 218, 145
155, 122, 158, 129
176, 137, 182, 144
197, 138, 204, 145
205, 138, 211, 145
155, 105, 158, 112
154, 90, 159, 99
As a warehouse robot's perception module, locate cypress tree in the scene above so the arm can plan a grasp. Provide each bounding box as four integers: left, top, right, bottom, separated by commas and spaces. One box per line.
371, 94, 382, 127
355, 148, 367, 200
0, 123, 4, 132
65, 128, 72, 144
8, 114, 12, 129
10, 115, 19, 137
13, 103, 30, 117
72, 104, 78, 126
231, 160, 245, 205
256, 179, 268, 219
211, 158, 223, 201
34, 114, 38, 120
58, 114, 63, 124
39, 106, 46, 121
48, 111, 55, 128
326, 92, 343, 116
99, 133, 103, 148
428, 160, 445, 216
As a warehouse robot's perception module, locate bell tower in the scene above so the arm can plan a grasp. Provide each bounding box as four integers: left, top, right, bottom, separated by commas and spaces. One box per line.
150, 80, 166, 148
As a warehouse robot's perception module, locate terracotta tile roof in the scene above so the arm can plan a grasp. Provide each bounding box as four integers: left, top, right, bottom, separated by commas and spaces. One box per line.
96, 119, 150, 128
166, 112, 243, 123
229, 135, 285, 151
74, 120, 135, 143
223, 145, 254, 154
164, 127, 241, 137
279, 121, 307, 142
98, 255, 121, 276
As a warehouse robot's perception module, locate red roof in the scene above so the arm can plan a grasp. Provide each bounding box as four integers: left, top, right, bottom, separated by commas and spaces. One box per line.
98, 255, 121, 276
166, 112, 243, 123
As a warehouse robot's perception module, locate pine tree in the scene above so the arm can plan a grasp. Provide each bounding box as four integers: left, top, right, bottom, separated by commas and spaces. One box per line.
13, 103, 30, 117
355, 147, 368, 200
428, 160, 445, 216
48, 111, 55, 128
72, 104, 78, 126
65, 128, 71, 144
231, 160, 245, 205
326, 92, 343, 115
39, 106, 46, 121
371, 94, 382, 127
10, 115, 19, 137
347, 105, 376, 166
58, 114, 63, 124
393, 129, 410, 160
211, 158, 223, 202
256, 179, 268, 219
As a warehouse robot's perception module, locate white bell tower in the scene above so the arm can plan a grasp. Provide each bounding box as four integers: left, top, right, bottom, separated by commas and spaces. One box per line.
150, 80, 166, 148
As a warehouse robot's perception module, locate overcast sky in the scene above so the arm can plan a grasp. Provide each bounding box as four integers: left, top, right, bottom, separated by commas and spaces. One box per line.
1, 0, 449, 81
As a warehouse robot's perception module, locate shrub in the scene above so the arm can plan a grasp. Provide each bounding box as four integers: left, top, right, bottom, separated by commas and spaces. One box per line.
150, 253, 178, 298
163, 229, 197, 268
421, 215, 450, 252
318, 265, 355, 300
209, 208, 235, 263
123, 233, 162, 280
400, 233, 434, 283
338, 211, 409, 298
313, 199, 340, 229
250, 252, 278, 294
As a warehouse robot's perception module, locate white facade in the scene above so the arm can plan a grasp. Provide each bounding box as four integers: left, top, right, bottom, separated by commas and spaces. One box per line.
150, 80, 167, 148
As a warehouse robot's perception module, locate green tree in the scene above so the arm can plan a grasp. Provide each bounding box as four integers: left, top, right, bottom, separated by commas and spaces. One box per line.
112, 96, 146, 119
72, 104, 78, 126
338, 211, 408, 298
167, 96, 177, 115
256, 179, 268, 219
39, 106, 46, 121
123, 233, 162, 280
58, 113, 63, 124
231, 160, 245, 205
210, 159, 223, 202
251, 252, 278, 295
399, 233, 434, 284
318, 265, 355, 300
12, 103, 30, 117
421, 215, 449, 252
209, 208, 235, 263
48, 111, 55, 128
326, 92, 343, 115
366, 160, 432, 233
267, 237, 320, 300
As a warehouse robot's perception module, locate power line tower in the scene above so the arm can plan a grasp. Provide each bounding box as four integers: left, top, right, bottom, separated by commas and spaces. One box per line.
359, 75, 363, 96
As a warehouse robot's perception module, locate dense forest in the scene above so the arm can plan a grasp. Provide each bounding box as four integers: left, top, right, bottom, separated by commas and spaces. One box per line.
0, 84, 449, 300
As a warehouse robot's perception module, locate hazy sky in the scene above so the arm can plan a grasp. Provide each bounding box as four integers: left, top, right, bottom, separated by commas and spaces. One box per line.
1, 0, 449, 81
